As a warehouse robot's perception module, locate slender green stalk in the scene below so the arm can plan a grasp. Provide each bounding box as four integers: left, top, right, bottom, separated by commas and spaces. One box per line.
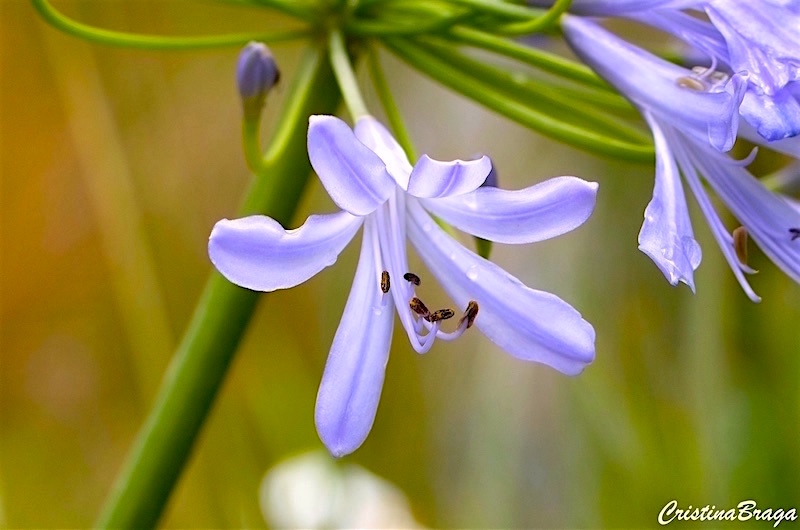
94, 45, 341, 529
31, 0, 310, 49
329, 30, 369, 120
448, 25, 608, 89
447, 0, 542, 20
498, 0, 572, 34
243, 118, 266, 174
385, 38, 654, 162
416, 37, 648, 143
366, 45, 417, 160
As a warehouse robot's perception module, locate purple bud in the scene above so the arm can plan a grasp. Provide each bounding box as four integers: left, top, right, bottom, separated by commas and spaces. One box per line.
237, 42, 279, 115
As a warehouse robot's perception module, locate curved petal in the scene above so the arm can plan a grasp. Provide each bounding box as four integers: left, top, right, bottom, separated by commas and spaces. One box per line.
421, 176, 598, 244
406, 155, 492, 198
689, 142, 800, 286
673, 139, 762, 302
706, 1, 800, 95
354, 116, 413, 189
407, 199, 595, 376
638, 115, 702, 291
308, 115, 396, 216
315, 219, 394, 457
562, 15, 744, 152
740, 87, 800, 142
208, 211, 363, 292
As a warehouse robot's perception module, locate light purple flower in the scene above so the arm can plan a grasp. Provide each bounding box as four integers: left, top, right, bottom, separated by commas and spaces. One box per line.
563, 15, 800, 300
565, 0, 800, 141
208, 115, 598, 456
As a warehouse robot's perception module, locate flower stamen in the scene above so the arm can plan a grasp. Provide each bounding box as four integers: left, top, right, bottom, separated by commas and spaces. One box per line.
403, 272, 421, 286
459, 300, 480, 329
426, 308, 455, 322
409, 296, 431, 318
733, 226, 749, 266
790, 228, 800, 241
380, 270, 390, 293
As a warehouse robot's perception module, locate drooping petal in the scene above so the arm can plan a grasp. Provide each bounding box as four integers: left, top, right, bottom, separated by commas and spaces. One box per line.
208, 211, 363, 292
315, 218, 394, 457
688, 141, 800, 285
672, 137, 762, 301
406, 155, 492, 198
638, 115, 702, 290
738, 121, 800, 159
420, 176, 598, 244
407, 199, 595, 376
307, 115, 396, 216
354, 116, 413, 189
562, 15, 745, 152
740, 86, 800, 141
706, 0, 800, 95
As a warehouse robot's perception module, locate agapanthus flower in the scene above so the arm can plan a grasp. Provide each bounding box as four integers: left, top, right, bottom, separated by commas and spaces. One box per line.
208, 115, 598, 456
563, 15, 800, 300
562, 0, 800, 141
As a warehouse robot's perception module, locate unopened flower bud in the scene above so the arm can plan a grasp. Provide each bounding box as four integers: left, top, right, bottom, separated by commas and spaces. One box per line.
237, 42, 279, 118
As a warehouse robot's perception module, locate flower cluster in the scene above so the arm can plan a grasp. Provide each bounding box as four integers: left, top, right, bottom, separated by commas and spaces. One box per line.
210, 115, 597, 455
561, 4, 800, 301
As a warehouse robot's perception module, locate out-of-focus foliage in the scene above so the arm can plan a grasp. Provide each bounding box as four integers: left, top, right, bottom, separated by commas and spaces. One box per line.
1, 1, 798, 527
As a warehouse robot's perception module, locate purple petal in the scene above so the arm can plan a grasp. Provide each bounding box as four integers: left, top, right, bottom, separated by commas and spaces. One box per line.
740, 86, 800, 141
738, 121, 800, 158
315, 219, 394, 457
407, 199, 595, 376
208, 211, 362, 292
638, 114, 702, 290
567, 0, 700, 16
672, 139, 762, 301
354, 116, 413, 189
706, 0, 800, 95
688, 143, 800, 285
421, 176, 598, 244
562, 15, 744, 152
406, 155, 492, 198
308, 115, 396, 216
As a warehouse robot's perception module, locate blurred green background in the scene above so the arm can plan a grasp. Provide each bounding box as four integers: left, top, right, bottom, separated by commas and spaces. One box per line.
2, 1, 799, 527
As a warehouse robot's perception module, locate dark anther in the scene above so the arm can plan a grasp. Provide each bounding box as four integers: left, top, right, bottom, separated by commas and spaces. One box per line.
427, 308, 455, 322
409, 297, 430, 318
790, 228, 800, 241
733, 226, 749, 266
403, 272, 421, 286
458, 300, 480, 329
380, 270, 390, 293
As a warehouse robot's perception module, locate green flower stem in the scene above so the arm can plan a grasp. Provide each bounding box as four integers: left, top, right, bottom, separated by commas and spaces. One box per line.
243, 117, 266, 174
329, 29, 369, 120
447, 0, 548, 21
448, 25, 608, 89
497, 0, 572, 35
418, 37, 648, 143
94, 45, 341, 530
366, 45, 417, 160
31, 0, 310, 49
385, 38, 654, 162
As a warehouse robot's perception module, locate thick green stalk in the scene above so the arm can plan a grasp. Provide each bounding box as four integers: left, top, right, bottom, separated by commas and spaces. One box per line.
94, 45, 341, 529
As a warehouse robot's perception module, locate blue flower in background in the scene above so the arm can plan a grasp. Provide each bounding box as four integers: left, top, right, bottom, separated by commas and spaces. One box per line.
209, 115, 598, 456
563, 15, 800, 301
566, 0, 800, 141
